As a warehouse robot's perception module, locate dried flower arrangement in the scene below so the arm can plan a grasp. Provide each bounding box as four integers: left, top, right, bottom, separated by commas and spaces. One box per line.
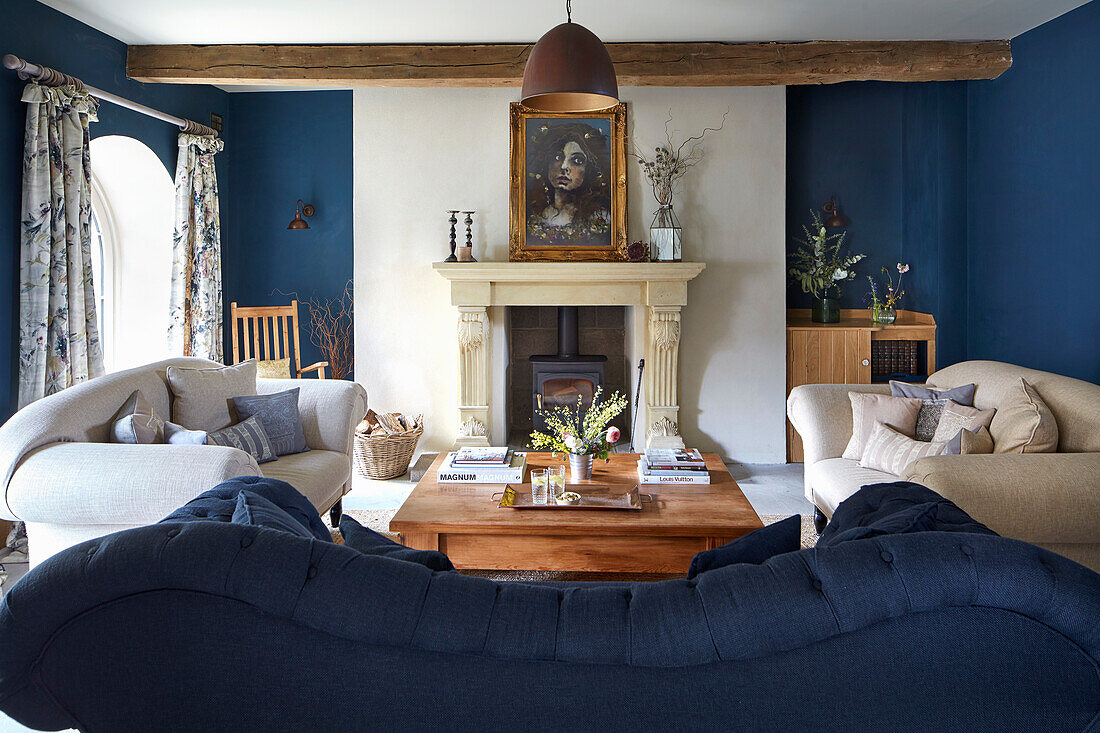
631, 110, 728, 207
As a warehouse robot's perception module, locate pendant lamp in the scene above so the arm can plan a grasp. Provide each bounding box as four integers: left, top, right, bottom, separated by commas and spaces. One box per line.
521, 0, 618, 112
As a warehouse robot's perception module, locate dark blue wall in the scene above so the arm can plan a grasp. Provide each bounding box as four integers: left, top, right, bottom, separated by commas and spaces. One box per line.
0, 0, 228, 418
221, 91, 354, 371
966, 0, 1100, 382
786, 81, 969, 368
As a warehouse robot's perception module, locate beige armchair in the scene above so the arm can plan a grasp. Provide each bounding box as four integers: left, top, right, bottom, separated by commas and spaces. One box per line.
788, 360, 1100, 571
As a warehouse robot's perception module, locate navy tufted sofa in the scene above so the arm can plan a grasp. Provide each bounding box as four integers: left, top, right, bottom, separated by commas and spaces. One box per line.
1, 485, 1099, 731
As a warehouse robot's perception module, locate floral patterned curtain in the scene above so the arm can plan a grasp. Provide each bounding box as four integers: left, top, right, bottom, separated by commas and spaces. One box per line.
168, 133, 224, 362
17, 82, 104, 409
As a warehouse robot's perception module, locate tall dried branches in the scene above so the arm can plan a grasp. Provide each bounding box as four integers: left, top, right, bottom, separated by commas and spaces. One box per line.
632, 109, 728, 206
272, 280, 354, 379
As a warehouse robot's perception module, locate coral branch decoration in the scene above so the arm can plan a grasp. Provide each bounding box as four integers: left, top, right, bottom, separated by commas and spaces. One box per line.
273, 280, 354, 380
305, 280, 354, 380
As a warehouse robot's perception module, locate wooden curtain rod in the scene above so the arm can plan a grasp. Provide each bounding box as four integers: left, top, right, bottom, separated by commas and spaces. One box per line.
3, 53, 217, 137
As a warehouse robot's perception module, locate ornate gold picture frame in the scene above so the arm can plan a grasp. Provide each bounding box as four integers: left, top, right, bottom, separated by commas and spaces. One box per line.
509, 102, 628, 261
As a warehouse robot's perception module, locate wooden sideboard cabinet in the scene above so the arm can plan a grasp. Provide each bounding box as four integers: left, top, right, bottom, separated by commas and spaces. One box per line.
786, 309, 937, 462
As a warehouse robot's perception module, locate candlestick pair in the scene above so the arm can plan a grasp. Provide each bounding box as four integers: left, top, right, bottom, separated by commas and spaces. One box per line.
444, 211, 477, 262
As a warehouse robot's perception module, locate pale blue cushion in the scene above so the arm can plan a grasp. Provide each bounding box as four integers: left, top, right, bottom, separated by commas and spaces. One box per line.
110, 390, 164, 444
163, 421, 207, 445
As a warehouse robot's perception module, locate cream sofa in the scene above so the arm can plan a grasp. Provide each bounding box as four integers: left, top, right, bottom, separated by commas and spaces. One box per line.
788, 360, 1100, 571
0, 358, 367, 567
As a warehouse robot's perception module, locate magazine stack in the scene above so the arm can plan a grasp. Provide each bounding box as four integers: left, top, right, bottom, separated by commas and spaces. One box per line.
637, 448, 711, 484
437, 447, 527, 483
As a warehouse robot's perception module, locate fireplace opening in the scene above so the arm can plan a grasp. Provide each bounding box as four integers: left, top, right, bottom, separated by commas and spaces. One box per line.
530, 307, 606, 432
507, 306, 628, 445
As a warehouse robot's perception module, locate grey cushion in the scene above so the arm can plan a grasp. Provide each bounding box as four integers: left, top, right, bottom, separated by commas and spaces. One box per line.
109, 391, 164, 444
163, 421, 208, 445
167, 360, 258, 432
206, 415, 276, 464
890, 381, 977, 441
232, 388, 309, 457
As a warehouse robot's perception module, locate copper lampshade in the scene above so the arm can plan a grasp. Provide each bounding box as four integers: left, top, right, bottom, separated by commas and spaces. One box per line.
288, 200, 315, 230
521, 14, 618, 112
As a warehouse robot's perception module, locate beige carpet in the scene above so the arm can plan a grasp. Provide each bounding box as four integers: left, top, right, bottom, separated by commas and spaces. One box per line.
331, 511, 817, 583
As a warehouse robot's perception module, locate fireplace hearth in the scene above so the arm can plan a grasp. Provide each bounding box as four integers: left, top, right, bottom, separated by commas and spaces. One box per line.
530, 307, 606, 432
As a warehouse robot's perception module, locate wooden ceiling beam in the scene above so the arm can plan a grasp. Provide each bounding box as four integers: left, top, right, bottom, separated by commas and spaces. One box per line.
127, 40, 1012, 87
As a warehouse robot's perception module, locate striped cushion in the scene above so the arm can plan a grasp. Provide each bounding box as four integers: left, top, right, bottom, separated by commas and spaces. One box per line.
206, 415, 276, 464
859, 421, 947, 475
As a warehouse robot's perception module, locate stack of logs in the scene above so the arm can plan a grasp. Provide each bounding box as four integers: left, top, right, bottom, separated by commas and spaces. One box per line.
356, 409, 423, 438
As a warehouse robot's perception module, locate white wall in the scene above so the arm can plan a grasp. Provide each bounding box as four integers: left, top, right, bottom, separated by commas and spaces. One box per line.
354, 86, 786, 462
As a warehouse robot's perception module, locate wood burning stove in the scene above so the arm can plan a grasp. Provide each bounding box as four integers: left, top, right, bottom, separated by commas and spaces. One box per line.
531, 306, 605, 432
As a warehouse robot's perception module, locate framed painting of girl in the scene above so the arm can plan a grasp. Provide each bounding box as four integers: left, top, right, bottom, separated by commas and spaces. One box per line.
509, 102, 628, 261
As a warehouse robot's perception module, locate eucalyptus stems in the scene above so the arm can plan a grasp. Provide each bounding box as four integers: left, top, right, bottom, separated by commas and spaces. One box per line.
788, 210, 866, 299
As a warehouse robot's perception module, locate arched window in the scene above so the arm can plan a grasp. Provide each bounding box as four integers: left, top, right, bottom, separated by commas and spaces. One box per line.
88, 136, 176, 372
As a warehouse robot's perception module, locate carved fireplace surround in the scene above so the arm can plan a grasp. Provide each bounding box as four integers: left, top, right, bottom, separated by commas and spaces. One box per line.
434, 261, 705, 450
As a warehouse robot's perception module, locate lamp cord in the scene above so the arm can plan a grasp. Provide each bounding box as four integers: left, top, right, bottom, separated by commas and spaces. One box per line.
566, 0, 572, 22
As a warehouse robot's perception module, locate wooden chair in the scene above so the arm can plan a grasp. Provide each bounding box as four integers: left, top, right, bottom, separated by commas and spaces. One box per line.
230, 301, 328, 379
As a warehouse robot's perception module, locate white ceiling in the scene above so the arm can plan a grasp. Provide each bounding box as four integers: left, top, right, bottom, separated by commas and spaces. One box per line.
40, 0, 1090, 45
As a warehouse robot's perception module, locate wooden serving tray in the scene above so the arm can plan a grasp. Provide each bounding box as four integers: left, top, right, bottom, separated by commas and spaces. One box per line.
495, 484, 646, 510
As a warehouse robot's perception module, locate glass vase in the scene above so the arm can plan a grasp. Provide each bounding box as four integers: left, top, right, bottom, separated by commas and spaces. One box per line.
649, 204, 682, 262
811, 297, 840, 323
871, 304, 897, 324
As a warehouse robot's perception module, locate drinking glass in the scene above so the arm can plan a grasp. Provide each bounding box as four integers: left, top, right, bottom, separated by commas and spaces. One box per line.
548, 465, 566, 502
530, 469, 549, 505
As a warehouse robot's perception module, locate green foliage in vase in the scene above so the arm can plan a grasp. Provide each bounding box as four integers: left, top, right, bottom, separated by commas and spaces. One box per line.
529, 387, 628, 460
788, 210, 866, 299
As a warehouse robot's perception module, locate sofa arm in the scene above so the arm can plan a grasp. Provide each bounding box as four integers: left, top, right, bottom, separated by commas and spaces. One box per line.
787, 383, 891, 466
901, 453, 1100, 544
3, 443, 259, 524
258, 378, 367, 455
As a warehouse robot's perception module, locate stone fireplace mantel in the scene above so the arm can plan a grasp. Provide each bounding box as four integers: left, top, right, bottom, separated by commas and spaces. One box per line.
433, 261, 706, 449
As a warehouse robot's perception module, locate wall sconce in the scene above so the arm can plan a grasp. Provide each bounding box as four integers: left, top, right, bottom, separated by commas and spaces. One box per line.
822, 196, 848, 228
288, 200, 315, 230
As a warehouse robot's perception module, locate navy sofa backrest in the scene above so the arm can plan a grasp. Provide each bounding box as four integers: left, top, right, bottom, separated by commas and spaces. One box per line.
1, 522, 1098, 731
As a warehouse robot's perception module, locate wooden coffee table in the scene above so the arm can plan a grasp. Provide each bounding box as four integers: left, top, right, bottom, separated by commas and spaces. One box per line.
390, 452, 763, 574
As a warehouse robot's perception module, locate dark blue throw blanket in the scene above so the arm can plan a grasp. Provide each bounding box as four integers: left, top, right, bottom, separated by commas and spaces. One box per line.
160, 476, 334, 543
819, 481, 998, 548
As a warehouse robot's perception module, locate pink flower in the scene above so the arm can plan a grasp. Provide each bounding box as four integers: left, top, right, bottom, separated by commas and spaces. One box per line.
606, 426, 621, 444
897, 263, 910, 274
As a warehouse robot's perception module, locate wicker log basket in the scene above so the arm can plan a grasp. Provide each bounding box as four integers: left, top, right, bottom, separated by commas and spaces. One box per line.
354, 410, 424, 480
